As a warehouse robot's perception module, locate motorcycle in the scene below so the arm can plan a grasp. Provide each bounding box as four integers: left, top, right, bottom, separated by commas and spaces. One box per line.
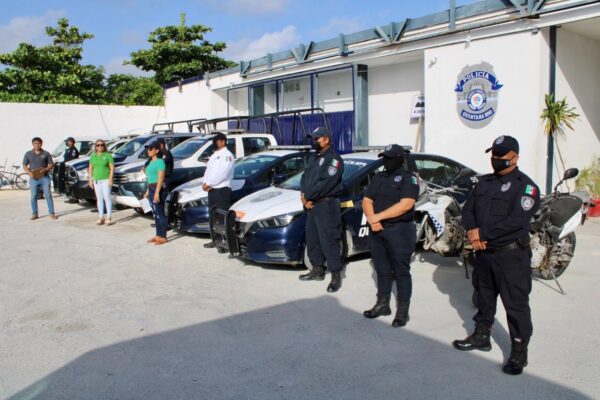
465, 168, 583, 302
415, 168, 473, 257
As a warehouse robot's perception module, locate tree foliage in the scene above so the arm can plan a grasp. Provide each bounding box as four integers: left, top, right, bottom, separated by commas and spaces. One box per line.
105, 74, 163, 106
541, 93, 580, 177
0, 18, 105, 104
127, 13, 236, 86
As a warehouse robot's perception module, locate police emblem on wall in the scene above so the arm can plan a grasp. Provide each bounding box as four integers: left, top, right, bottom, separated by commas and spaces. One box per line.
455, 62, 503, 128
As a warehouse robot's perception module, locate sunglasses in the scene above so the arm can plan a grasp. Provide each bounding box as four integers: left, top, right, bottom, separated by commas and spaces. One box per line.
95, 144, 106, 147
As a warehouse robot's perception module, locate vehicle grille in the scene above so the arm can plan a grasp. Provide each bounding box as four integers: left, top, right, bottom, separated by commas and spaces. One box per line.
114, 172, 128, 184
66, 166, 78, 184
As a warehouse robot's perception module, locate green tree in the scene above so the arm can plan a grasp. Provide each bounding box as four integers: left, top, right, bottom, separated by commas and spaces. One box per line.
127, 13, 236, 86
541, 94, 580, 177
0, 18, 105, 104
105, 74, 164, 106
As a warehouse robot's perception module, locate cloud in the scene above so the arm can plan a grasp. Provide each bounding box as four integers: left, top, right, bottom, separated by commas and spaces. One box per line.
0, 10, 65, 54
222, 25, 300, 62
104, 57, 153, 77
209, 0, 289, 15
315, 17, 365, 38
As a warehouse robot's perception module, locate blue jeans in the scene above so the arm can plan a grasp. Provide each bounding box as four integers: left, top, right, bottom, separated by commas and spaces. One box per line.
30, 175, 54, 215
149, 186, 167, 238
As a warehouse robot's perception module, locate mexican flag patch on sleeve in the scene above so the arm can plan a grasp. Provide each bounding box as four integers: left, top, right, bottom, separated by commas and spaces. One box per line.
411, 176, 418, 185
525, 184, 537, 196
330, 159, 340, 168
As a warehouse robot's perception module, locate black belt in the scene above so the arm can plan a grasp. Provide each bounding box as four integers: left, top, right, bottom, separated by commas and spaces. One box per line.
482, 241, 528, 254
314, 196, 336, 203
148, 183, 158, 188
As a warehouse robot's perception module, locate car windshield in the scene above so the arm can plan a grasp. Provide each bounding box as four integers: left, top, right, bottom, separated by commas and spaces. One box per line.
278, 158, 374, 190
233, 155, 279, 179
51, 142, 67, 157
114, 136, 150, 157
171, 139, 208, 160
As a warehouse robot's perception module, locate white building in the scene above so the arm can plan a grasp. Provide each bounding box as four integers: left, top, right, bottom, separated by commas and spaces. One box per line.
163, 0, 600, 193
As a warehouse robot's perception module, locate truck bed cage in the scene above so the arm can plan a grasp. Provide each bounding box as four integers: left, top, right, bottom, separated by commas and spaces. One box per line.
151, 118, 208, 133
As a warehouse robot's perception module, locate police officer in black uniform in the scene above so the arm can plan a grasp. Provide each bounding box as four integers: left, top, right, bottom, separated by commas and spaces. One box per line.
453, 135, 540, 376
157, 138, 174, 188
362, 144, 420, 327
62, 137, 79, 201
298, 127, 345, 293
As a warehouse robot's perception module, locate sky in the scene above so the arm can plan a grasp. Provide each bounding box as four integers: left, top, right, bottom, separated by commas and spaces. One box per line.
1, 0, 479, 76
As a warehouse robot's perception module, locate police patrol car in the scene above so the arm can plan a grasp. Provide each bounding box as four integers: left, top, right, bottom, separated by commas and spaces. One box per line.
166, 147, 311, 233
213, 148, 476, 267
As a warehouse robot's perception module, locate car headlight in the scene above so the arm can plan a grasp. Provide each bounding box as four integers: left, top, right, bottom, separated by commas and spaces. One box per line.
126, 171, 146, 182
77, 169, 89, 180
183, 197, 209, 209
256, 212, 301, 228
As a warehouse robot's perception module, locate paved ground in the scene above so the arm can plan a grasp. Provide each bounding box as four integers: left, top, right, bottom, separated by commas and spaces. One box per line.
1, 190, 599, 400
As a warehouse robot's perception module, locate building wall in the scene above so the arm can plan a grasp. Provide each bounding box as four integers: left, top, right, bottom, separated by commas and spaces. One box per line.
0, 103, 165, 173
424, 30, 551, 188
316, 69, 353, 112
555, 28, 600, 184
367, 59, 424, 147
163, 80, 212, 121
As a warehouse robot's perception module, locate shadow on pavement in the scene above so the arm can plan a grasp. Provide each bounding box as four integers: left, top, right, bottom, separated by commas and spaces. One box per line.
7, 297, 589, 400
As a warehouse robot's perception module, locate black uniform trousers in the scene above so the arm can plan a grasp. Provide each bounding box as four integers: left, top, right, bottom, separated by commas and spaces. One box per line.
473, 247, 533, 340
368, 221, 416, 302
208, 187, 232, 211
305, 198, 343, 272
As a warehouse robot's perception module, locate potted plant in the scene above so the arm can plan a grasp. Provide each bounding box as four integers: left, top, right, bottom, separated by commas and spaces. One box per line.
576, 157, 600, 217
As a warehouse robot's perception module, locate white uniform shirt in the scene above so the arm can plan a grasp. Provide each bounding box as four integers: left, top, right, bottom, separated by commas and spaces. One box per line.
203, 147, 235, 189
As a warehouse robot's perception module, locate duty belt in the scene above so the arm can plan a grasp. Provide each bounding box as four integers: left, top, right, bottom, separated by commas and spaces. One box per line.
482, 241, 528, 254
314, 196, 337, 204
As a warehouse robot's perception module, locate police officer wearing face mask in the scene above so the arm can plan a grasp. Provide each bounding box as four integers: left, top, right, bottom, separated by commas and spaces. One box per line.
453, 135, 540, 376
298, 127, 345, 293
362, 144, 420, 327
62, 137, 79, 201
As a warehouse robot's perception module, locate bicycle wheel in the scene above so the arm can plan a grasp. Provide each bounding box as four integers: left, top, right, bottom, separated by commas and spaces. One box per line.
15, 173, 30, 190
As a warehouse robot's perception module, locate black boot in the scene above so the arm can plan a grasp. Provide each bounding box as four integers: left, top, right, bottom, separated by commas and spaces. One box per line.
299, 266, 325, 281
327, 271, 342, 292
363, 294, 391, 319
392, 301, 410, 327
203, 242, 215, 248
452, 324, 492, 351
502, 339, 529, 375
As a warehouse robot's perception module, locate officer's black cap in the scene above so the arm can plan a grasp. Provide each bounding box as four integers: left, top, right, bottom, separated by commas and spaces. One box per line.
378, 144, 405, 158
212, 132, 227, 142
65, 137, 75, 143
485, 135, 519, 156
308, 127, 332, 139
156, 137, 166, 146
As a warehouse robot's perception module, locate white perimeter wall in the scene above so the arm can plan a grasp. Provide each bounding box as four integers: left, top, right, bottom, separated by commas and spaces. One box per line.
368, 59, 424, 147
424, 30, 551, 190
555, 28, 600, 180
0, 103, 165, 170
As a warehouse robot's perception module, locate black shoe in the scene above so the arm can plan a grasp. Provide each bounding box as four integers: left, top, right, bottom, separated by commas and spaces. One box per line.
502, 339, 529, 375
299, 267, 325, 281
203, 242, 216, 248
453, 324, 492, 351
64, 199, 78, 204
392, 301, 410, 327
217, 248, 228, 254
327, 271, 342, 292
363, 294, 391, 319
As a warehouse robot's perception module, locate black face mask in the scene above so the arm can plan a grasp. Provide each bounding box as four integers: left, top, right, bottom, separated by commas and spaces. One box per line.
491, 157, 511, 173
312, 141, 322, 151
383, 157, 404, 172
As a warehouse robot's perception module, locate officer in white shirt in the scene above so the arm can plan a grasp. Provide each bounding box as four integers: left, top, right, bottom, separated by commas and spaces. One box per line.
202, 132, 235, 251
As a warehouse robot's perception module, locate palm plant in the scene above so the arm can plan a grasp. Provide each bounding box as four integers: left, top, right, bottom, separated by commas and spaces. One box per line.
540, 94, 579, 177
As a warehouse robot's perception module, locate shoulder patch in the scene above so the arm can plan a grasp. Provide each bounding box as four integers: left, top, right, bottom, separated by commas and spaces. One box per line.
521, 196, 535, 211
411, 176, 418, 185
330, 159, 340, 168
525, 184, 537, 196
328, 166, 337, 176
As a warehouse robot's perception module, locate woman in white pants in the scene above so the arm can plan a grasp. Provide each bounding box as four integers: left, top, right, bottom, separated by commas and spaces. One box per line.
88, 140, 115, 225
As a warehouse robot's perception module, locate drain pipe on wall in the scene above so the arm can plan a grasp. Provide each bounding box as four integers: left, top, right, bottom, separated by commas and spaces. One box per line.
546, 25, 557, 195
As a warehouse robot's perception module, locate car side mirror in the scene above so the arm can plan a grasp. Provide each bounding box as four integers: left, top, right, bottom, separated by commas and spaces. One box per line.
457, 167, 474, 178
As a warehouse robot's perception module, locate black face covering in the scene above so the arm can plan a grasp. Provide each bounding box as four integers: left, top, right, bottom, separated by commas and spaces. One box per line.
312, 141, 322, 151
491, 157, 511, 173
383, 156, 404, 172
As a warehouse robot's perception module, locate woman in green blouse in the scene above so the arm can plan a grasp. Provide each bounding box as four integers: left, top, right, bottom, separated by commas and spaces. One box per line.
144, 142, 168, 245
88, 140, 114, 225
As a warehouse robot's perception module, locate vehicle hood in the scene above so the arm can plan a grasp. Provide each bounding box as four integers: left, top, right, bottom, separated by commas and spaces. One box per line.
230, 187, 303, 223
66, 156, 90, 170
174, 178, 246, 204
116, 160, 145, 173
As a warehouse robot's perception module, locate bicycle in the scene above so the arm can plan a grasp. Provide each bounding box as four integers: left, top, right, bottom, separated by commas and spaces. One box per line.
0, 165, 30, 190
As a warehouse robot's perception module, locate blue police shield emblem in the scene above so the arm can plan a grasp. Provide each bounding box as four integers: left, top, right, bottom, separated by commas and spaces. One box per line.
394, 175, 402, 183
455, 62, 503, 129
